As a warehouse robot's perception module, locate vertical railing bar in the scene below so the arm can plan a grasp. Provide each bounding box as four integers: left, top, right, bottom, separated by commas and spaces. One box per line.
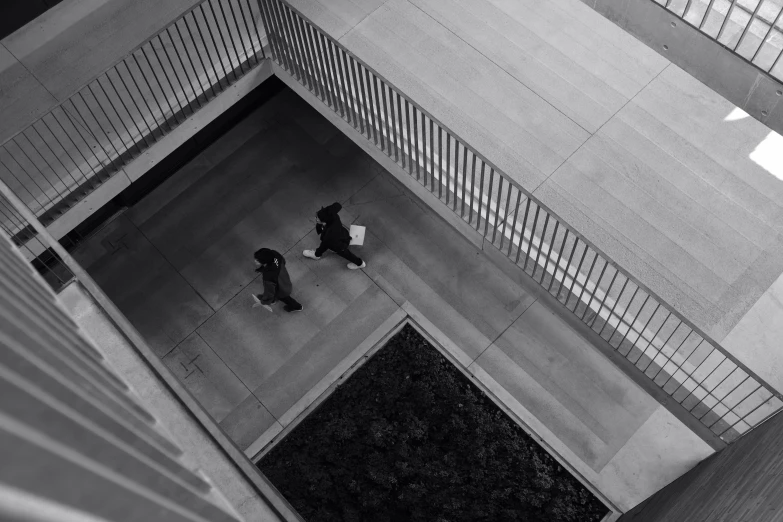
242, 0, 264, 55
460, 145, 468, 218
506, 191, 522, 257
59, 101, 113, 178
514, 198, 532, 264
110, 64, 157, 145
73, 92, 124, 167
0, 155, 50, 211
699, 0, 720, 29
371, 74, 383, 148
280, 2, 309, 87
711, 384, 763, 431
206, 0, 240, 81
540, 220, 560, 284
640, 319, 683, 376
4, 144, 58, 208
217, 0, 245, 73
551, 233, 576, 298
735, 0, 765, 51
720, 395, 774, 437
438, 127, 444, 199
389, 88, 398, 161
311, 28, 333, 107
635, 310, 674, 368
445, 131, 451, 204
234, 0, 261, 65
405, 99, 412, 171
397, 93, 405, 168
627, 303, 663, 360
69, 95, 122, 173
300, 18, 325, 101
148, 39, 186, 119
166, 27, 202, 110
85, 83, 135, 155
182, 15, 218, 98
652, 324, 693, 385
706, 370, 749, 407
565, 243, 588, 304
616, 293, 651, 350
293, 13, 318, 95
48, 111, 99, 181
199, 4, 231, 85
491, 175, 503, 244
531, 213, 550, 279
717, 0, 740, 41
575, 253, 599, 313
483, 167, 495, 237
267, 0, 295, 76
674, 345, 723, 405
588, 267, 619, 328
752, 6, 783, 62
769, 45, 783, 73
362, 68, 377, 144
498, 183, 514, 249
413, 107, 421, 180
380, 80, 391, 154
582, 260, 608, 320
547, 227, 571, 293
324, 36, 343, 116
347, 54, 364, 134
429, 119, 435, 192
523, 205, 540, 271
682, 0, 695, 19
334, 44, 352, 124
35, 117, 87, 189
26, 126, 76, 191
476, 162, 486, 231
134, 50, 175, 130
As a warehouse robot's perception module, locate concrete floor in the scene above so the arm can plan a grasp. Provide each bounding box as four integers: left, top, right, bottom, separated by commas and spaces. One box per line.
71, 88, 714, 512
285, 0, 783, 396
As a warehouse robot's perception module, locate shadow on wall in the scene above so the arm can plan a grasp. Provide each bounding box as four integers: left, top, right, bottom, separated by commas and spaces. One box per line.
0, 0, 64, 40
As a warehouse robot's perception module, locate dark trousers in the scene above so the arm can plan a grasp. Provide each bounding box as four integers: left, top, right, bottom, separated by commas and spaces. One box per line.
315, 245, 363, 265
278, 295, 302, 309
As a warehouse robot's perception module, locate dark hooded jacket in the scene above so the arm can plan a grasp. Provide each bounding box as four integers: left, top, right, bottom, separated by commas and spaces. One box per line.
316, 202, 351, 251
254, 248, 293, 304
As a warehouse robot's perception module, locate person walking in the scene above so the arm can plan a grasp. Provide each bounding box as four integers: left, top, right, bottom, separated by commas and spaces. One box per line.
303, 202, 366, 269
253, 248, 303, 312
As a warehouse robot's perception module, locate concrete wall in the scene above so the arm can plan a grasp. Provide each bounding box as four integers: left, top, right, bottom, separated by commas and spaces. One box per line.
582, 0, 783, 137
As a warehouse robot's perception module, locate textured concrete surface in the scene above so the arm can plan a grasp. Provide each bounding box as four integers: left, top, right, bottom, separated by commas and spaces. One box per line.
283, 0, 783, 393
71, 89, 717, 511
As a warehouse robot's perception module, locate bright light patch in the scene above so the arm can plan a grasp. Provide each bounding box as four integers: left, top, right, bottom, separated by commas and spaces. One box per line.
750, 131, 783, 181
724, 107, 750, 121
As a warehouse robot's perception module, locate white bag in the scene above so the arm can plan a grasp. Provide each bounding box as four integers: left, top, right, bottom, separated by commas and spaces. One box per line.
252, 294, 273, 312
349, 225, 366, 246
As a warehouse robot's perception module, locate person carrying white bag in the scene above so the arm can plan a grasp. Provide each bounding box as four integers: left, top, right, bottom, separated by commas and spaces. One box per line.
303, 202, 366, 270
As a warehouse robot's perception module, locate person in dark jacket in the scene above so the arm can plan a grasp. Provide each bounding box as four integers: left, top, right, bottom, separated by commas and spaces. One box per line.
303, 202, 366, 269
253, 248, 303, 312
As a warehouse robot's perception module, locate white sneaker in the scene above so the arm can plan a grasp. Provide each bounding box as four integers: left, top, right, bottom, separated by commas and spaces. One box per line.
347, 261, 366, 270
303, 250, 321, 260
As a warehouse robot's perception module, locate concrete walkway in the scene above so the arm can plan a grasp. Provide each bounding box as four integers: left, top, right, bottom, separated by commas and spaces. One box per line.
282, 0, 783, 397
71, 89, 714, 512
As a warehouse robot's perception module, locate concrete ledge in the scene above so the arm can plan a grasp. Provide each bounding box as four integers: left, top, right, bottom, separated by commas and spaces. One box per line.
583, 0, 783, 135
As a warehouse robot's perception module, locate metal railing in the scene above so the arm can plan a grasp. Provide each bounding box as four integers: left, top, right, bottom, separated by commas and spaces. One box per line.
258, 0, 783, 443
656, 0, 783, 81
0, 0, 266, 246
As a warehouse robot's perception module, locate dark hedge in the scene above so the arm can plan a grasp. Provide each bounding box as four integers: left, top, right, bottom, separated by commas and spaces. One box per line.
259, 324, 608, 522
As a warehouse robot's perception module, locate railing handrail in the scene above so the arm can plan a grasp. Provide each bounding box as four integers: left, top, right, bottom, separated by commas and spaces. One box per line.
0, 0, 263, 152
268, 0, 783, 405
